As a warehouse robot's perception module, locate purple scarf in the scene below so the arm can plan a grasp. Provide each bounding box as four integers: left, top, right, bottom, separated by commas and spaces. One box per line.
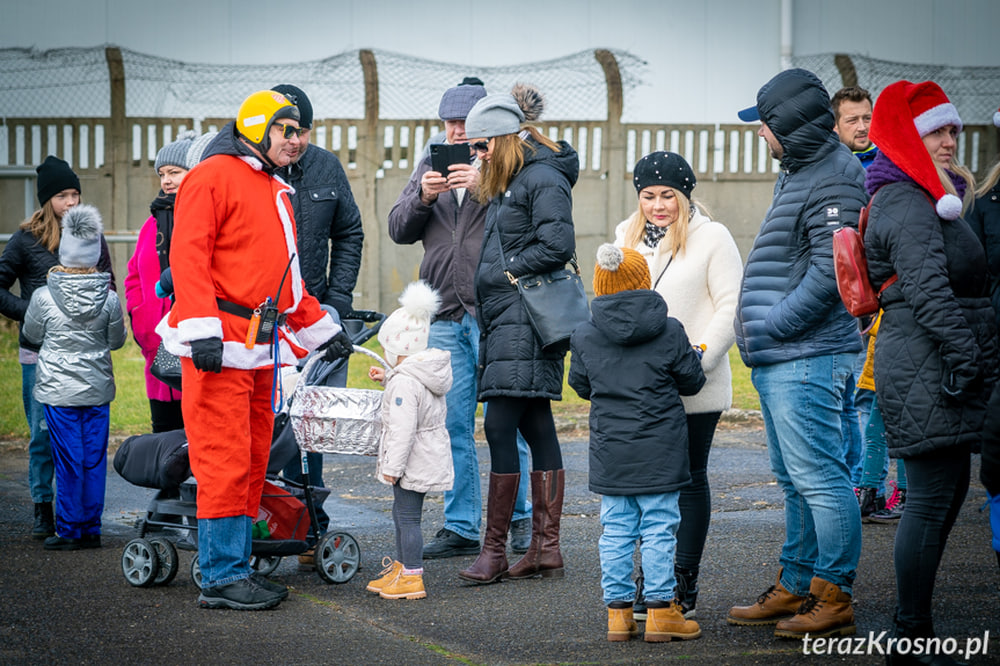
865, 151, 967, 201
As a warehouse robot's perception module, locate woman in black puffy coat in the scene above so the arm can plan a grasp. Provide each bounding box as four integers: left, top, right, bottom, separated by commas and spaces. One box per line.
864, 80, 998, 660
457, 84, 579, 585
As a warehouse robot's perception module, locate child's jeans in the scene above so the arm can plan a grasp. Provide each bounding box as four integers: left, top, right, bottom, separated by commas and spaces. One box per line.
600, 492, 680, 605
392, 483, 426, 569
43, 404, 110, 538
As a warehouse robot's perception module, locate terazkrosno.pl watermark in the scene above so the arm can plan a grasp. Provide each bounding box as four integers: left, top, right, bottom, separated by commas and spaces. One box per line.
802, 631, 991, 660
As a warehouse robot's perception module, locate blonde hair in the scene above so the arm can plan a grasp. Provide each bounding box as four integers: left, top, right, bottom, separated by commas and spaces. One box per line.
622, 188, 708, 259
476, 126, 561, 202
19, 200, 61, 253
936, 162, 976, 214
975, 159, 1000, 198
48, 265, 97, 277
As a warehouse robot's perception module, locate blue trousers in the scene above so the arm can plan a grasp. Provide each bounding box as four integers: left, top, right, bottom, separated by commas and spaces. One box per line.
43, 404, 110, 538
23, 363, 54, 503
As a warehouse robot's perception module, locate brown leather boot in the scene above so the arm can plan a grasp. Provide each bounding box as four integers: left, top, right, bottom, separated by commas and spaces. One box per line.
644, 602, 701, 642
774, 576, 856, 639
727, 568, 807, 626
508, 469, 565, 579
458, 473, 519, 584
607, 603, 639, 642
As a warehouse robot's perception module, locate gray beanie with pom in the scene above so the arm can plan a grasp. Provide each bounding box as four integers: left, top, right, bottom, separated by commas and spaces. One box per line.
58, 204, 103, 269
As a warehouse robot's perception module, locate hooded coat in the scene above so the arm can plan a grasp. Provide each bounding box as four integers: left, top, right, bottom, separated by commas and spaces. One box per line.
734, 69, 867, 367
376, 348, 454, 493
23, 270, 127, 406
474, 138, 579, 400
569, 289, 706, 495
865, 157, 998, 458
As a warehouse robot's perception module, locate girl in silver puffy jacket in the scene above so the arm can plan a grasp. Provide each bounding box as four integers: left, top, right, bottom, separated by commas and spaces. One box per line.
22, 204, 127, 551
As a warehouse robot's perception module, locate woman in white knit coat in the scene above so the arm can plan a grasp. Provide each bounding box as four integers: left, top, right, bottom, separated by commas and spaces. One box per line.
614, 151, 743, 618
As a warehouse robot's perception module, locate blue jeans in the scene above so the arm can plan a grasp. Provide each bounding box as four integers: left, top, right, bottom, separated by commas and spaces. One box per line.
199, 515, 251, 588
841, 351, 865, 488
428, 313, 530, 541
859, 397, 906, 493
752, 353, 862, 596
22, 362, 54, 503
600, 492, 681, 604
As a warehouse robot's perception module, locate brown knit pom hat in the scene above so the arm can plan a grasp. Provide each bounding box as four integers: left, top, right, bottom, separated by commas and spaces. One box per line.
593, 243, 650, 296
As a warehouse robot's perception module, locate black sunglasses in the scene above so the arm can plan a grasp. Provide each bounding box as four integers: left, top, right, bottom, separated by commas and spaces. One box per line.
471, 140, 490, 153
274, 123, 307, 139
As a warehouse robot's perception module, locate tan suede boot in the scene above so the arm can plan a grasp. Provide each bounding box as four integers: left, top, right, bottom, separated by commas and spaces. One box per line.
379, 572, 427, 600
644, 602, 701, 642
365, 557, 403, 594
774, 577, 856, 639
727, 568, 807, 626
607, 604, 639, 642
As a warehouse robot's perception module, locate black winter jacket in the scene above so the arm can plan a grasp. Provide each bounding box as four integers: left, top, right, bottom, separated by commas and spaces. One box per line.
569, 289, 706, 495
475, 138, 579, 400
866, 179, 998, 458
0, 228, 115, 352
277, 146, 363, 317
734, 69, 866, 367
388, 156, 485, 322
967, 181, 1000, 328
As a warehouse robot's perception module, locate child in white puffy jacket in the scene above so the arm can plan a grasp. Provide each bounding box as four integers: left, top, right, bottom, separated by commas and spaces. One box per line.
364, 281, 453, 600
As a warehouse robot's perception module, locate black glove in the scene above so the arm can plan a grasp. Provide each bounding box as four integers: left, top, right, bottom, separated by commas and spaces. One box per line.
155, 267, 174, 299
190, 337, 223, 373
319, 330, 353, 362
326, 294, 354, 321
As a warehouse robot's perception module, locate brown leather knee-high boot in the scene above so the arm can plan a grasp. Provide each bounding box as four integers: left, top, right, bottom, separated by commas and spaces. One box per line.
507, 469, 564, 579
458, 472, 519, 584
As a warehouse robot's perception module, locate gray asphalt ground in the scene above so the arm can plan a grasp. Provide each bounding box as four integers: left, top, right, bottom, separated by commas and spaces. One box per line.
1, 419, 997, 665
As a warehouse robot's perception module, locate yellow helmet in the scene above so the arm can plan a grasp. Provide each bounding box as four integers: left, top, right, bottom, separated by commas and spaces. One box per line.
236, 90, 299, 145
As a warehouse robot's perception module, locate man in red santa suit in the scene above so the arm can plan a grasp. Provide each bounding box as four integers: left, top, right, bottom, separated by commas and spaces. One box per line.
157, 90, 353, 610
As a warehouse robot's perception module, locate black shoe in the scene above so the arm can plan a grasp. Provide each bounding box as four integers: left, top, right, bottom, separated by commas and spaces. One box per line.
422, 528, 480, 559
250, 573, 289, 600
633, 570, 647, 620
675, 565, 699, 618
79, 534, 102, 549
198, 578, 283, 610
44, 535, 80, 551
509, 518, 531, 554
32, 502, 55, 540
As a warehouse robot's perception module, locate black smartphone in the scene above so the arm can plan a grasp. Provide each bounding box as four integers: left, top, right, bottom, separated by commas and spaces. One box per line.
430, 143, 473, 175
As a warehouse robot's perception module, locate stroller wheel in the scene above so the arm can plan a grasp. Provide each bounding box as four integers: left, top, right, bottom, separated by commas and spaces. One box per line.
190, 556, 203, 589
122, 538, 160, 587
250, 555, 281, 576
315, 532, 361, 584
149, 537, 179, 586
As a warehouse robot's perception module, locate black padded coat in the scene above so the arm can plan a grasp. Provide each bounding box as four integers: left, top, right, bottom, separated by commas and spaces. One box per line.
475, 138, 579, 401
866, 180, 998, 458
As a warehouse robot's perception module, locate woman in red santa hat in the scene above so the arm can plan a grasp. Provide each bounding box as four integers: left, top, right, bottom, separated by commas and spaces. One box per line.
863, 81, 997, 664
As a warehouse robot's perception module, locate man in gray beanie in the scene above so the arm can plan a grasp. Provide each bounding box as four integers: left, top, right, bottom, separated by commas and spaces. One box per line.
387, 81, 534, 560
269, 84, 364, 565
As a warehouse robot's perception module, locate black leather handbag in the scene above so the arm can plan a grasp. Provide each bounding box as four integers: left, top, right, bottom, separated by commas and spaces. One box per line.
495, 233, 590, 353
150, 341, 183, 391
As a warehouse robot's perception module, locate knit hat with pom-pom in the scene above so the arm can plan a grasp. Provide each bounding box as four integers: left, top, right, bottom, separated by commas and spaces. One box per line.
593, 244, 650, 297
464, 83, 544, 138
377, 280, 442, 366
869, 80, 964, 220
58, 204, 103, 269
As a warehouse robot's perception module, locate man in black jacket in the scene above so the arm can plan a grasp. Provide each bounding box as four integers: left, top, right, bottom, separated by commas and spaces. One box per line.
271, 84, 364, 560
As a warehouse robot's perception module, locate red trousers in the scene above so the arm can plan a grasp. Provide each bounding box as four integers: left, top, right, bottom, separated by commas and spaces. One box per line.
181, 358, 274, 519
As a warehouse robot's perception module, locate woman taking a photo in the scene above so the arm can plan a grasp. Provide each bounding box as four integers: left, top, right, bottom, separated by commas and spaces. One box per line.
864, 80, 996, 664
614, 151, 743, 617
458, 84, 579, 585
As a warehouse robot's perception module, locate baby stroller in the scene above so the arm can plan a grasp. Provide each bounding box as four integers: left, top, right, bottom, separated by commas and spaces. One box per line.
115, 310, 385, 589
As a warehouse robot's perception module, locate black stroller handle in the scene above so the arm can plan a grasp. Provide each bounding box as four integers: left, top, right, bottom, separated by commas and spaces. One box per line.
340, 310, 386, 347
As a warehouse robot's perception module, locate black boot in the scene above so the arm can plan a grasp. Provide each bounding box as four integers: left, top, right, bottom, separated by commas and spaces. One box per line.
886, 619, 968, 665
857, 487, 879, 519
32, 502, 55, 540
675, 565, 700, 618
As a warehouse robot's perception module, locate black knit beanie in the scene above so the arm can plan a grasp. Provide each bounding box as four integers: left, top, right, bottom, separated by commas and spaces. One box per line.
632, 151, 696, 198
271, 84, 313, 129
36, 155, 81, 207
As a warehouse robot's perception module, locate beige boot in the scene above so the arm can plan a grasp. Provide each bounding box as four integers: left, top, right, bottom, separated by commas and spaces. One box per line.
379, 571, 427, 600
607, 604, 639, 642
644, 602, 701, 642
365, 557, 403, 594
727, 567, 807, 626
774, 577, 855, 639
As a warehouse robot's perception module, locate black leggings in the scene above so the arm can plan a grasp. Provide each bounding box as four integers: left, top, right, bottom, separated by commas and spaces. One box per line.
893, 444, 969, 634
392, 483, 426, 570
149, 399, 184, 434
675, 412, 721, 570
483, 397, 562, 474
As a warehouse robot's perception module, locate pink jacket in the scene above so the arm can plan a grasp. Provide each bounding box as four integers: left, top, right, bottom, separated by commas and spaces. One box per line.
124, 216, 179, 402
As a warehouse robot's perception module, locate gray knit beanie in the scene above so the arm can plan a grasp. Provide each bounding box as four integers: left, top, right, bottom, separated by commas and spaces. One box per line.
185, 131, 219, 169
154, 130, 197, 173
58, 204, 103, 269
463, 93, 525, 138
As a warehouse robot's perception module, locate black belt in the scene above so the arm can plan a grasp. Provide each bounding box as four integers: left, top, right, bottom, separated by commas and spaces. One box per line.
216, 298, 287, 326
